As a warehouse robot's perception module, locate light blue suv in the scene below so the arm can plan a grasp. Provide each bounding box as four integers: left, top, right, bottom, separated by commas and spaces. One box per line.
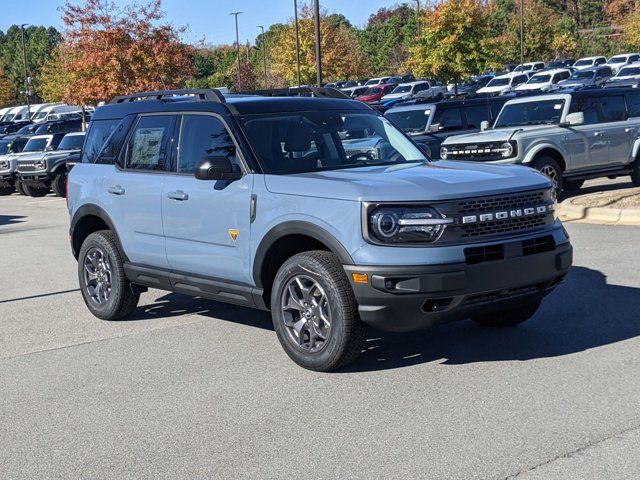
68, 88, 573, 371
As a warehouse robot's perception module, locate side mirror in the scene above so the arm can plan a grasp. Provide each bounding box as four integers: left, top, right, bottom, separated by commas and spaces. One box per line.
195, 156, 242, 181
480, 120, 490, 131
564, 112, 584, 126
428, 122, 442, 133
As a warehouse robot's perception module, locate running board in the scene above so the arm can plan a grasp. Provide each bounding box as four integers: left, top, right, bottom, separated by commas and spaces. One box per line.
564, 167, 633, 181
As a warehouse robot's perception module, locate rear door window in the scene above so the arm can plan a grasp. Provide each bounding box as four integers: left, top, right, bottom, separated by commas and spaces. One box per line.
432, 107, 464, 131
600, 95, 627, 122
570, 97, 601, 124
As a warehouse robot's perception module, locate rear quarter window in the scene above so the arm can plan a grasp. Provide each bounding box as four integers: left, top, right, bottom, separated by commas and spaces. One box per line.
626, 92, 640, 117
82, 119, 120, 164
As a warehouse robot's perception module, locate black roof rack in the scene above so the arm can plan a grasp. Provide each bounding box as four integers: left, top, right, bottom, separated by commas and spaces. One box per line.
235, 86, 350, 99
109, 88, 226, 104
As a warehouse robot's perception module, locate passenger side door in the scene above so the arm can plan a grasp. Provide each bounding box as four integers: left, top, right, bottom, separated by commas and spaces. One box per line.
161, 113, 254, 285
600, 95, 635, 167
103, 114, 175, 269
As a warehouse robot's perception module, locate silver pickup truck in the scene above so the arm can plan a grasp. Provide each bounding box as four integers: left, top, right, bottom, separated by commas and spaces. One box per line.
440, 89, 640, 192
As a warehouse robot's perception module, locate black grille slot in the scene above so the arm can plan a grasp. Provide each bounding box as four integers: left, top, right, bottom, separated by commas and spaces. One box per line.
457, 191, 546, 215
522, 235, 555, 256
462, 282, 550, 306
17, 162, 38, 172
464, 244, 504, 265
460, 214, 548, 238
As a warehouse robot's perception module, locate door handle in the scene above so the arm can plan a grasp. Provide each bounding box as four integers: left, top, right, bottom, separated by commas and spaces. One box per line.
594, 131, 604, 137
107, 185, 125, 195
166, 190, 189, 201
625, 128, 635, 133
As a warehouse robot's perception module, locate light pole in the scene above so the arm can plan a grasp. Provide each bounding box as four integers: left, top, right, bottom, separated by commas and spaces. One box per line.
519, 0, 524, 70
229, 12, 243, 89
293, 0, 302, 86
20, 24, 31, 119
313, 0, 322, 87
257, 26, 268, 86
414, 0, 421, 37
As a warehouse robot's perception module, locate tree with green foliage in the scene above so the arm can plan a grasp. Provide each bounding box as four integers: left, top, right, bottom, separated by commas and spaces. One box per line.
407, 0, 495, 85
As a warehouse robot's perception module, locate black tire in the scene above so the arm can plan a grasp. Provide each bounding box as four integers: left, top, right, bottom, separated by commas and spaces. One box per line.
23, 184, 50, 197
563, 179, 584, 191
0, 185, 14, 195
78, 230, 140, 320
15, 181, 26, 195
632, 157, 640, 187
532, 156, 563, 193
270, 251, 367, 372
472, 298, 541, 328
52, 172, 67, 197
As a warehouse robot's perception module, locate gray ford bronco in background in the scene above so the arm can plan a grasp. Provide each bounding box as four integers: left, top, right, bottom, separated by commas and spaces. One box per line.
15, 131, 85, 197
68, 88, 572, 371
440, 88, 640, 192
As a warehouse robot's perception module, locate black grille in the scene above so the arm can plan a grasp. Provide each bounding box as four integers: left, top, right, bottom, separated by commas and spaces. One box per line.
457, 191, 547, 215
464, 244, 505, 265
522, 235, 556, 256
445, 143, 504, 161
461, 282, 550, 306
460, 213, 547, 238
16, 162, 39, 172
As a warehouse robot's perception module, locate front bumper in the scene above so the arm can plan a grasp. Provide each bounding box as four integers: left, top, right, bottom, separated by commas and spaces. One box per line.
344, 239, 572, 332
17, 172, 51, 184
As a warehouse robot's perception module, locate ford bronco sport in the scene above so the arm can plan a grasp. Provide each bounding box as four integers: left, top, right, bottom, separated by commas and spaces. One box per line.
440, 88, 640, 192
68, 88, 573, 371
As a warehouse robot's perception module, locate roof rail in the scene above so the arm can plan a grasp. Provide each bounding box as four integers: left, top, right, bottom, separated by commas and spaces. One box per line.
235, 86, 350, 99
109, 89, 226, 104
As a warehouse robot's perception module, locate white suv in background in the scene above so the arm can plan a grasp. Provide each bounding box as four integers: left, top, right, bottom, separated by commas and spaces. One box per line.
606, 53, 640, 74
573, 56, 608, 70
476, 72, 529, 95
514, 69, 572, 92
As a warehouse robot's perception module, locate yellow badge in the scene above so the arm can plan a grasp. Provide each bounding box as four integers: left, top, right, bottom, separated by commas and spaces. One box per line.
228, 229, 239, 241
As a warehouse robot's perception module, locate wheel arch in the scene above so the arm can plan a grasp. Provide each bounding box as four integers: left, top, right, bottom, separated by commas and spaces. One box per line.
70, 204, 127, 261
526, 146, 567, 172
253, 221, 354, 308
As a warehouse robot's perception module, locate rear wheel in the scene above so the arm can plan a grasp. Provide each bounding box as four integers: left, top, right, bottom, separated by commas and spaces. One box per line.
52, 172, 67, 197
533, 156, 563, 193
271, 251, 367, 372
15, 181, 26, 195
472, 298, 541, 327
0, 185, 14, 195
78, 230, 140, 320
22, 184, 50, 197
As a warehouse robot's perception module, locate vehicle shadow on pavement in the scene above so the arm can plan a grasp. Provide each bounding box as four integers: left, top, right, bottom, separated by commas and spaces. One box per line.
0, 214, 26, 227
127, 292, 274, 331
346, 266, 640, 372
560, 180, 635, 202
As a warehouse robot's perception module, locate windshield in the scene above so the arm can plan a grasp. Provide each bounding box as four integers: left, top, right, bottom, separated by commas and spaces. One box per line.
495, 100, 565, 128
527, 74, 551, 84
386, 109, 432, 134
391, 85, 412, 94
486, 77, 511, 87
618, 67, 640, 76
239, 111, 427, 174
575, 59, 593, 66
16, 124, 38, 135
23, 138, 49, 152
365, 79, 379, 86
4, 114, 16, 122
360, 87, 381, 96
57, 134, 85, 150
0, 140, 13, 155
569, 70, 594, 80
609, 56, 627, 64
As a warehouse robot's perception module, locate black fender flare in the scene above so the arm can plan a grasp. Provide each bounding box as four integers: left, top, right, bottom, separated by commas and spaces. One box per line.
252, 221, 354, 287
70, 203, 128, 260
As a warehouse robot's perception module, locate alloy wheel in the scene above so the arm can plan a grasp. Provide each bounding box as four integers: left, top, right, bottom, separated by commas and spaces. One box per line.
83, 247, 112, 305
280, 275, 332, 353
539, 164, 559, 190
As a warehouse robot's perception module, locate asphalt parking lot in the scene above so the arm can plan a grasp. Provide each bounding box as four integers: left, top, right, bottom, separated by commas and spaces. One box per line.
1, 182, 640, 480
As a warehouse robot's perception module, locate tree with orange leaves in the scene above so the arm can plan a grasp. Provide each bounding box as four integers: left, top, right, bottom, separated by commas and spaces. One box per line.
42, 0, 193, 105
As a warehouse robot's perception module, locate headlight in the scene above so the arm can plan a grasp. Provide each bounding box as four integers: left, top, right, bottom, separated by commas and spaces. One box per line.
499, 142, 514, 157
0, 160, 8, 170
368, 205, 452, 244
35, 160, 46, 169
440, 146, 449, 159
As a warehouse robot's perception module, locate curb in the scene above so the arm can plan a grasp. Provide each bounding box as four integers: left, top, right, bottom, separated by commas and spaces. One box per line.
558, 196, 640, 225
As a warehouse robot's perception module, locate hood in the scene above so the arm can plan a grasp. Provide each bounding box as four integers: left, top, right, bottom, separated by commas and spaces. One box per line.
476, 86, 509, 94
514, 83, 546, 91
612, 75, 639, 81
381, 93, 409, 101
264, 160, 551, 202
441, 124, 555, 145
558, 79, 591, 87
14, 151, 48, 163
356, 94, 382, 102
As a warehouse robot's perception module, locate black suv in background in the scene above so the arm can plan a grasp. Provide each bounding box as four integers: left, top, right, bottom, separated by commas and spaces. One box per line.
385, 95, 511, 158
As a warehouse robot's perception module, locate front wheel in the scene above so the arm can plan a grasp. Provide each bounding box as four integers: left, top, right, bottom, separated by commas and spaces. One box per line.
271, 251, 367, 372
78, 230, 140, 320
0, 185, 14, 195
15, 181, 26, 195
632, 157, 640, 187
23, 184, 50, 197
472, 298, 541, 327
533, 156, 563, 193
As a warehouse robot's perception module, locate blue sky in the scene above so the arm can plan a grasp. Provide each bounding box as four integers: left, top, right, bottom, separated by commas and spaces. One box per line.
0, 0, 399, 44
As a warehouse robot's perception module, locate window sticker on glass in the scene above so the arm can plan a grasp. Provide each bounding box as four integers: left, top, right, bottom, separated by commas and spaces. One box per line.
131, 128, 164, 165
554, 103, 563, 110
